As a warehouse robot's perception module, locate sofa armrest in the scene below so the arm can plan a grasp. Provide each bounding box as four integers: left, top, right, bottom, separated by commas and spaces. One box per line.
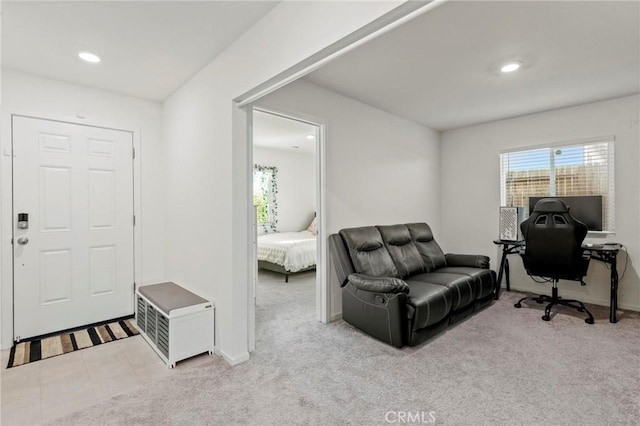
445, 253, 490, 269
348, 274, 410, 294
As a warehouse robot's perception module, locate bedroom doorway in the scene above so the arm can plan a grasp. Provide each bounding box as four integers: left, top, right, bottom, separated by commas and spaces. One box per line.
250, 108, 325, 351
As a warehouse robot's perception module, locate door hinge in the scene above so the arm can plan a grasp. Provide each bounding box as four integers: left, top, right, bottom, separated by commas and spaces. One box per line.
10, 238, 13, 245
133, 215, 136, 226
132, 147, 136, 159
133, 282, 137, 293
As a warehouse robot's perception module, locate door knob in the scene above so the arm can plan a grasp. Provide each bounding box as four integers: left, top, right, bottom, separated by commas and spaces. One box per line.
16, 237, 29, 245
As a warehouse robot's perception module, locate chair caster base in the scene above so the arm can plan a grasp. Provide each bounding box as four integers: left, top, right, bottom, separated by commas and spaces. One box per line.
514, 303, 521, 308
585, 318, 594, 324
536, 299, 545, 304
541, 315, 551, 321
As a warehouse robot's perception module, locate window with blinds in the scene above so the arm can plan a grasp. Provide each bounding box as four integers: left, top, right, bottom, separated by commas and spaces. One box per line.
500, 138, 615, 232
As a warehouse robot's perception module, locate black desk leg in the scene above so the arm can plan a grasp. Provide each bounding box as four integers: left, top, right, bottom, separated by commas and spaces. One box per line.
610, 257, 619, 323
504, 257, 511, 292
495, 248, 508, 300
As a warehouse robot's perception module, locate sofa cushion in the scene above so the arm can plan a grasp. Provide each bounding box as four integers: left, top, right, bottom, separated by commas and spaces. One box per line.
377, 224, 425, 278
406, 223, 447, 272
403, 281, 451, 330
437, 267, 495, 300
409, 272, 476, 311
340, 227, 399, 278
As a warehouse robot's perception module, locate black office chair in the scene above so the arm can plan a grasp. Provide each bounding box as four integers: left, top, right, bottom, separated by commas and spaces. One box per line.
514, 198, 594, 324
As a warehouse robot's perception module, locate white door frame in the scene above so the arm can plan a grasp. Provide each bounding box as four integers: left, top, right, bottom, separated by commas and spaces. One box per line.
232, 0, 444, 357
0, 114, 142, 348
249, 106, 328, 331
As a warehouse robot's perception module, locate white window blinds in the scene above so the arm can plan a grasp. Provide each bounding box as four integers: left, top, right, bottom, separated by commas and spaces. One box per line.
500, 138, 615, 232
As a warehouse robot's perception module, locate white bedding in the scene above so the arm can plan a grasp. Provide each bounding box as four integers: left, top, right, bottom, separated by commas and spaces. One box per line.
257, 231, 317, 273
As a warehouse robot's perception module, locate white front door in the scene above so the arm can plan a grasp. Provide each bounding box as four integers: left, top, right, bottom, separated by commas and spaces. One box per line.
13, 116, 135, 340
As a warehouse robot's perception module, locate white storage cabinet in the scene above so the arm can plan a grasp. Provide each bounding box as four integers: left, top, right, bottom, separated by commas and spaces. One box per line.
136, 282, 214, 368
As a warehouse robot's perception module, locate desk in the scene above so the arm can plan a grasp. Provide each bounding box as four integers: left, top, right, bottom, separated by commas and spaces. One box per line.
492, 240, 622, 323
492, 240, 524, 300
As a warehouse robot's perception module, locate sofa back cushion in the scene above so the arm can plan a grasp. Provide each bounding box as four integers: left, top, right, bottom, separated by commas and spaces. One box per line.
339, 226, 399, 278
377, 225, 425, 278
406, 223, 447, 272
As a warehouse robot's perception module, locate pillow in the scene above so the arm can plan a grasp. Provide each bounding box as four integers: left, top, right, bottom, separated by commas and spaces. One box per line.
307, 217, 317, 235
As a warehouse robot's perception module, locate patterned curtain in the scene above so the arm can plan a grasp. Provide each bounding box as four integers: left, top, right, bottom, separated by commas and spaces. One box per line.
253, 164, 278, 234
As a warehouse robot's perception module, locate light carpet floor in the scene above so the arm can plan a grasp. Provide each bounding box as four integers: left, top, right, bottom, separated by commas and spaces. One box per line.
51, 270, 640, 425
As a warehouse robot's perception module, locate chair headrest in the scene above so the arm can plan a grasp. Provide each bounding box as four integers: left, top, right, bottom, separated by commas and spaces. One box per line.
532, 198, 569, 214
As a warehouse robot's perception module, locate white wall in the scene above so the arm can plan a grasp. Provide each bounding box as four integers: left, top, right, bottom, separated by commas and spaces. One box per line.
440, 95, 640, 311
162, 1, 406, 364
253, 147, 315, 232
257, 79, 441, 318
0, 70, 165, 348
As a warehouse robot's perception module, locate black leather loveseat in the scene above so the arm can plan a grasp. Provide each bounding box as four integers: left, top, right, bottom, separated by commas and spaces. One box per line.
329, 223, 496, 347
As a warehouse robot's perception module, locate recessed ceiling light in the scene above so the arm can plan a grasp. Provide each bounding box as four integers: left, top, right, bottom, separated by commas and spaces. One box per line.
306, 135, 314, 140
78, 51, 101, 63
292, 145, 300, 149
500, 62, 521, 73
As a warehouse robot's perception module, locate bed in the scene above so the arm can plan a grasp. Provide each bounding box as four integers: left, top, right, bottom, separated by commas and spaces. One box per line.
257, 230, 317, 282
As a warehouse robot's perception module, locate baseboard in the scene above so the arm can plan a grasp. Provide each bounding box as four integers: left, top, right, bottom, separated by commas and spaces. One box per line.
618, 302, 640, 312
329, 311, 342, 322
507, 285, 640, 312
216, 348, 250, 366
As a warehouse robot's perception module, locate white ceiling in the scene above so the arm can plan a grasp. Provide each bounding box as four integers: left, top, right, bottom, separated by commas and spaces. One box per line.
1, 1, 278, 101
3, 1, 637, 128
253, 111, 317, 155
305, 1, 640, 131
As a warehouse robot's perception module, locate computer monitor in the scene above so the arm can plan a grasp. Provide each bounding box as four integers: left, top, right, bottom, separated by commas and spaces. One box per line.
528, 195, 603, 231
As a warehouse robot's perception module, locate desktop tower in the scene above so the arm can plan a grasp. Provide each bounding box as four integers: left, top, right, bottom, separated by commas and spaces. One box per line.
499, 207, 526, 241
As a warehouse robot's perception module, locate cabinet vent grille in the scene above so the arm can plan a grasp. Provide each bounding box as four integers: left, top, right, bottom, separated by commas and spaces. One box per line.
137, 297, 146, 333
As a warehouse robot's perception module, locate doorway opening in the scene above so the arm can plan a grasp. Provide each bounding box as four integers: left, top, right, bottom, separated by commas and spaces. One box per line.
249, 108, 325, 351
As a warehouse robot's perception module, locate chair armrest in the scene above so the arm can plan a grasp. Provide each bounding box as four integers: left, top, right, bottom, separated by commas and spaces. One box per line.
348, 274, 410, 294
445, 254, 490, 269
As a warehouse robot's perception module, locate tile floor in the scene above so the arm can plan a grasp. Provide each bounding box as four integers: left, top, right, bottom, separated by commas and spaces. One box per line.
0, 333, 212, 425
